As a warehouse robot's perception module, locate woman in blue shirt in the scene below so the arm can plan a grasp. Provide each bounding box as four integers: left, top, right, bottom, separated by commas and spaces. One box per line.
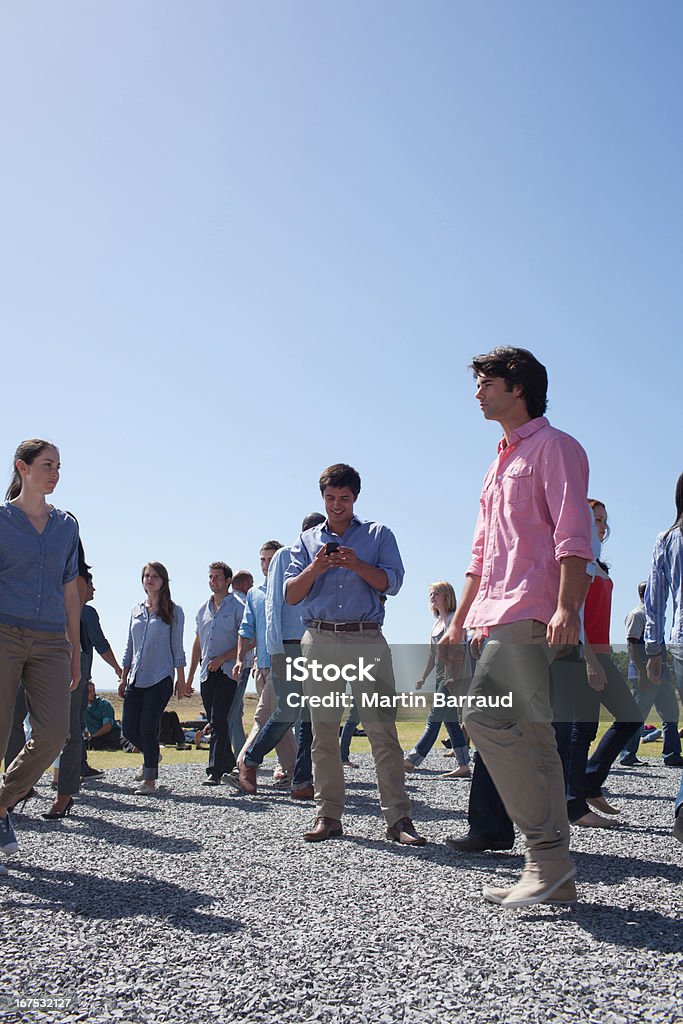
118, 562, 187, 795
0, 439, 82, 864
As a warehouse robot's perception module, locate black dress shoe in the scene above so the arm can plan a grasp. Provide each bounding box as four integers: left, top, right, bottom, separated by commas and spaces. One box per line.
663, 756, 683, 768
445, 831, 513, 853
202, 777, 221, 786
619, 755, 648, 767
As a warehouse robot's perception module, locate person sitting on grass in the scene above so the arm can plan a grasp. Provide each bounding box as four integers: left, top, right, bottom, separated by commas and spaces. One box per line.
84, 680, 122, 751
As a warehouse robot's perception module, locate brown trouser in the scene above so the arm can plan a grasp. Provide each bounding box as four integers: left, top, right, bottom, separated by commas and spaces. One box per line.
301, 628, 411, 827
0, 624, 71, 808
463, 619, 571, 864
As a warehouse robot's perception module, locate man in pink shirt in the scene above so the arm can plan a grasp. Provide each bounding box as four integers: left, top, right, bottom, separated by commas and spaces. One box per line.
442, 347, 593, 908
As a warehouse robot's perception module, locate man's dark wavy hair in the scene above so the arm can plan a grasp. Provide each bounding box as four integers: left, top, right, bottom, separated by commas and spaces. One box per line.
470, 346, 548, 420
319, 463, 361, 498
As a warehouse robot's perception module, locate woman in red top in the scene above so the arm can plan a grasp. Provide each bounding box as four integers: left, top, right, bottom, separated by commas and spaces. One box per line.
566, 499, 641, 826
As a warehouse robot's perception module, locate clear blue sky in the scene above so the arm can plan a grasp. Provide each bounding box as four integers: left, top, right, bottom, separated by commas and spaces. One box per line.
1, 2, 681, 688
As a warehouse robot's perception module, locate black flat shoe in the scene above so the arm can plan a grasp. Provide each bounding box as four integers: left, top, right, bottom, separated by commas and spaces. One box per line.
42, 796, 74, 820
7, 786, 37, 813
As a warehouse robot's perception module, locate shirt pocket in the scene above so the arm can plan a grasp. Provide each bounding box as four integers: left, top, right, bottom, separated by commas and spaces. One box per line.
503, 463, 533, 505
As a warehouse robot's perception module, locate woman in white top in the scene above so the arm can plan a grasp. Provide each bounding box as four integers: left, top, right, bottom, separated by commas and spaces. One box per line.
404, 581, 471, 779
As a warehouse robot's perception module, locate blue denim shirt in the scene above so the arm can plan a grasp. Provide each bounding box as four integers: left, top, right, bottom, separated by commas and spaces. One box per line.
645, 528, 683, 656
284, 515, 404, 625
238, 583, 269, 669
0, 503, 79, 632
122, 603, 186, 688
266, 546, 304, 654
195, 592, 244, 682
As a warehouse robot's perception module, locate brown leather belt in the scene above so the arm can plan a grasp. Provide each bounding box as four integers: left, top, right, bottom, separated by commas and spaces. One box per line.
309, 620, 381, 634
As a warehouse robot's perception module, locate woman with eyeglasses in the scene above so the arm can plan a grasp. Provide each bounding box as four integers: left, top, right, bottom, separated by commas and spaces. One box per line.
119, 562, 187, 795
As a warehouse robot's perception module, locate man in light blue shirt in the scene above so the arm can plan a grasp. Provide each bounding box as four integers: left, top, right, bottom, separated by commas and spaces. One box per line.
232, 541, 296, 783
187, 562, 244, 785
237, 513, 325, 797
285, 463, 425, 846
228, 570, 254, 753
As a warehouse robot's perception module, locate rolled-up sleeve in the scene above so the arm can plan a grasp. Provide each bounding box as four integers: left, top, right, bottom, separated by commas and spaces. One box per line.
239, 591, 256, 640
543, 438, 594, 562
645, 535, 669, 652
266, 550, 286, 655
466, 502, 486, 578
171, 606, 186, 667
122, 613, 134, 670
63, 523, 80, 584
376, 527, 404, 596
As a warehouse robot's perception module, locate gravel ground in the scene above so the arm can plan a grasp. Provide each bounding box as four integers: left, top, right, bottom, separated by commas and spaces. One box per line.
1, 753, 682, 1024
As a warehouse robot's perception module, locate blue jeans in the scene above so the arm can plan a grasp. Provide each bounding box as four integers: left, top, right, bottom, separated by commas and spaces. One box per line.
570, 654, 641, 815
340, 697, 359, 762
407, 682, 469, 766
201, 670, 238, 779
122, 676, 173, 781
228, 666, 250, 754
622, 666, 681, 762
245, 642, 312, 788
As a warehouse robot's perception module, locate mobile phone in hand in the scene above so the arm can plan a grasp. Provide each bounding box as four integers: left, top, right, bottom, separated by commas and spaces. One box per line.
325, 542, 340, 556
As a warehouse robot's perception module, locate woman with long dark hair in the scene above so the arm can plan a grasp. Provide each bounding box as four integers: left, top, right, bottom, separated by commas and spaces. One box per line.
644, 472, 683, 842
0, 439, 81, 863
119, 562, 187, 794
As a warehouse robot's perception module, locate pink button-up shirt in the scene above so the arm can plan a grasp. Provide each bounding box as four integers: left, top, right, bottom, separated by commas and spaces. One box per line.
465, 417, 594, 629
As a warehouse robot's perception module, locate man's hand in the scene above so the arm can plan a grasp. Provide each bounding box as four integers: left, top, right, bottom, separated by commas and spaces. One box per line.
647, 655, 662, 685
546, 609, 582, 648
118, 678, 127, 698
328, 546, 361, 573
438, 621, 468, 677
587, 660, 607, 692
207, 657, 223, 673
232, 660, 243, 681
69, 649, 81, 692
311, 545, 337, 575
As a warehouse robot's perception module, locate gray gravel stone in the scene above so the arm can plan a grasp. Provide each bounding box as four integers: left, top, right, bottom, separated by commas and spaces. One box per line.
0, 756, 681, 1023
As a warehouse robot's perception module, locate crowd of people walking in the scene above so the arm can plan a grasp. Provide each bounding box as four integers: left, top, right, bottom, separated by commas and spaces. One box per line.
1, 346, 682, 904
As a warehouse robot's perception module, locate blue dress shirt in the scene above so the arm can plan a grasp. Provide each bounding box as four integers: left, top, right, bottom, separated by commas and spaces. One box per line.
0, 503, 79, 632
122, 603, 186, 688
284, 515, 404, 624
645, 528, 683, 655
195, 592, 244, 681
239, 583, 269, 669
266, 546, 304, 654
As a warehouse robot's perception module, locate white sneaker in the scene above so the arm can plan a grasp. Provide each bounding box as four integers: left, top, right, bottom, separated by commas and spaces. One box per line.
135, 782, 158, 796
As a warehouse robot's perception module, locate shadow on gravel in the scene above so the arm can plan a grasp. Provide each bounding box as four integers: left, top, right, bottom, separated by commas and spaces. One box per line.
2, 864, 243, 934
12, 816, 202, 855
521, 903, 682, 954
574, 850, 682, 884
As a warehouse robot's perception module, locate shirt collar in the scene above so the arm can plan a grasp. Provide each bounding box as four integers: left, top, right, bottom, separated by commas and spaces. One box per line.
323, 514, 362, 537
498, 416, 549, 453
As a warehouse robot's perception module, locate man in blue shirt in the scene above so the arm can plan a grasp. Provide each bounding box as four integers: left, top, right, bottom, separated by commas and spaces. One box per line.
236, 513, 325, 797
285, 463, 425, 845
233, 542, 296, 782
187, 562, 244, 785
